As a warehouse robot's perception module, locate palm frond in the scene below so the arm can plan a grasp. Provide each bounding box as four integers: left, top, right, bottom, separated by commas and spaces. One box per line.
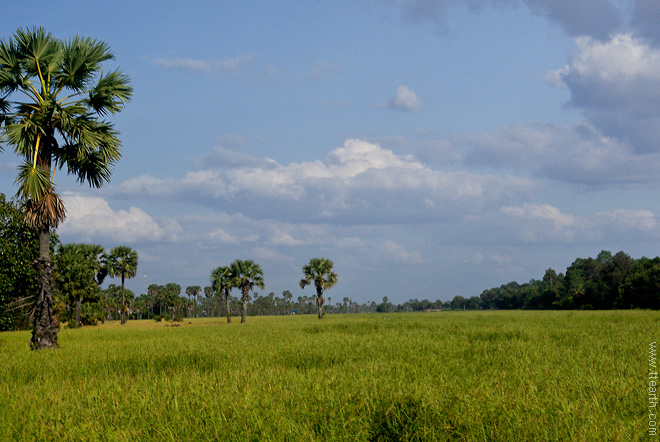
0, 40, 25, 93
86, 70, 133, 115
4, 118, 43, 158
55, 35, 113, 93
15, 161, 51, 202
13, 27, 60, 84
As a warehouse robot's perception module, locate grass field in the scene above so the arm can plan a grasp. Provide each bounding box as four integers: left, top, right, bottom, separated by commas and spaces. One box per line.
0, 311, 655, 441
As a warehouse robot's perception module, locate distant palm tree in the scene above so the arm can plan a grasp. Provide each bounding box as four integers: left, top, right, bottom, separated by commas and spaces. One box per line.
211, 266, 235, 323
107, 246, 138, 325
203, 286, 213, 316
0, 27, 132, 348
186, 285, 201, 318
300, 258, 338, 319
229, 260, 265, 323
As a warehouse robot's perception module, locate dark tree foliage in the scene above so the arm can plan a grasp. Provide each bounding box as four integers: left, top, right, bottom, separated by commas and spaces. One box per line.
467, 250, 660, 310
0, 194, 39, 330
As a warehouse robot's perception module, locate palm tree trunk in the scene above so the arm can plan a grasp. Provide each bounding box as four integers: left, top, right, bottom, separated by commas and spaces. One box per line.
30, 229, 59, 350
121, 274, 126, 325
316, 291, 324, 319
241, 293, 248, 323
225, 292, 231, 323
75, 295, 82, 325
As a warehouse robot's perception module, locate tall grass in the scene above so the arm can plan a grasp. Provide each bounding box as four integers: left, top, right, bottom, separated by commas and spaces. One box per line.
0, 311, 654, 441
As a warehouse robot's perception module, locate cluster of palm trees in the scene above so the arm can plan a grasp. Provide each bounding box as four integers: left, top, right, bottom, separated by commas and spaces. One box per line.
54, 244, 138, 326
209, 257, 337, 322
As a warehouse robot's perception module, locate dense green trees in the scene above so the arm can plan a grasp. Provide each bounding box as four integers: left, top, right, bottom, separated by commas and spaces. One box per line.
300, 257, 337, 319
469, 251, 660, 310
0, 27, 132, 348
102, 284, 135, 321
54, 243, 106, 326
0, 194, 42, 331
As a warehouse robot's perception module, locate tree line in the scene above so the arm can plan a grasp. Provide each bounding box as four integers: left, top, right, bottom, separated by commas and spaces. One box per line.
461, 250, 660, 310
1, 194, 343, 329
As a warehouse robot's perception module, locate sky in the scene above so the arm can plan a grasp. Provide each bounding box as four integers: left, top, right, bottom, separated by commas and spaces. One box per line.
2, 0, 660, 304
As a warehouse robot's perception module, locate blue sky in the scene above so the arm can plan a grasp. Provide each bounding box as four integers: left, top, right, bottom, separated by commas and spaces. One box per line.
3, 0, 660, 304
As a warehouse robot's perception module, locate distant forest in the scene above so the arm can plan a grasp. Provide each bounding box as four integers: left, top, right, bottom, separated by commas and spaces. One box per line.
444, 250, 660, 311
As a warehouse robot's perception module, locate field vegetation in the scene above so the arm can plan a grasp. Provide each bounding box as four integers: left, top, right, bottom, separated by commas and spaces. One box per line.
0, 310, 653, 441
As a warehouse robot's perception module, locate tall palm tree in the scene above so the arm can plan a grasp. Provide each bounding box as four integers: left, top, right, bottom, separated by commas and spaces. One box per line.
300, 258, 338, 319
229, 259, 265, 324
107, 246, 138, 325
0, 27, 132, 348
185, 285, 201, 318
211, 265, 235, 323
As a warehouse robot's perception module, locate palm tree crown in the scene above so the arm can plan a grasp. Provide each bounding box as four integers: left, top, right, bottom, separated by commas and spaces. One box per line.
300, 257, 338, 319
0, 27, 132, 229
229, 259, 265, 323
107, 246, 138, 325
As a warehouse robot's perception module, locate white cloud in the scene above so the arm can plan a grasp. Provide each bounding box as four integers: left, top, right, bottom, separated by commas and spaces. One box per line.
501, 203, 660, 244
380, 85, 422, 111
501, 203, 591, 242
112, 139, 534, 223
308, 60, 341, 79
502, 203, 576, 228
595, 209, 657, 232
59, 192, 182, 243
252, 247, 294, 262
550, 33, 660, 153
379, 240, 423, 264
208, 228, 240, 244
449, 121, 660, 187
152, 55, 256, 74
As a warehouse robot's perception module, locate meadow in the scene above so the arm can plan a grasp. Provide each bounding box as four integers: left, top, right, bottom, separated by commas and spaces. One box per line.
0, 311, 655, 441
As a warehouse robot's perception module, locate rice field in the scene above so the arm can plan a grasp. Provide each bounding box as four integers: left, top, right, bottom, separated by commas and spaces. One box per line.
0, 310, 655, 441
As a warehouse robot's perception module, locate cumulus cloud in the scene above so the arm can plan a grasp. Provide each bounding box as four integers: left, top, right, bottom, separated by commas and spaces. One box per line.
112, 139, 534, 223
379, 240, 423, 263
152, 55, 256, 74
436, 120, 660, 187
549, 33, 660, 153
59, 192, 182, 243
594, 209, 657, 232
379, 85, 422, 111
501, 203, 660, 244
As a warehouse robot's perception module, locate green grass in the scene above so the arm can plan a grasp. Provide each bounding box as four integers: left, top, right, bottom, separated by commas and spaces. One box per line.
0, 311, 655, 441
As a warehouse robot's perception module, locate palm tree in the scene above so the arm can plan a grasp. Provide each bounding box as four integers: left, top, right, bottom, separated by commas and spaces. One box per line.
54, 243, 106, 326
203, 286, 213, 316
211, 265, 235, 323
300, 258, 338, 319
229, 259, 265, 324
0, 27, 132, 348
186, 285, 201, 318
107, 246, 138, 325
